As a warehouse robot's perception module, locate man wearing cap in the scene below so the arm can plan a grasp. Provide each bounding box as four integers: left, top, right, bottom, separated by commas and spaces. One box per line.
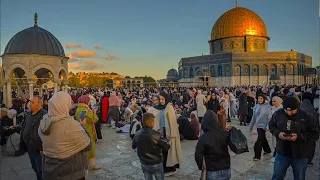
269, 96, 319, 180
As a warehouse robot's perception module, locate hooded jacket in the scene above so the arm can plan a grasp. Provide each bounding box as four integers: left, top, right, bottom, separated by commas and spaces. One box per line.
195, 110, 230, 171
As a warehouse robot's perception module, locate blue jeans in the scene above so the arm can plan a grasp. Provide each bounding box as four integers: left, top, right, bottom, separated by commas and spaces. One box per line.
141, 163, 164, 180
207, 169, 231, 180
272, 153, 308, 180
28, 152, 43, 180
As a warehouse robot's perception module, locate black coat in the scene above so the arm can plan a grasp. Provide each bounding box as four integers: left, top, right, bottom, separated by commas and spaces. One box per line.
195, 110, 230, 172
238, 93, 248, 116
269, 109, 319, 159
207, 99, 219, 114
132, 127, 170, 165
20, 109, 47, 154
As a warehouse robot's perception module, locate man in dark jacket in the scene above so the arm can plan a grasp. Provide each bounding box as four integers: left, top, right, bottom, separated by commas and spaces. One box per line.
20, 96, 47, 180
132, 113, 170, 180
269, 96, 319, 180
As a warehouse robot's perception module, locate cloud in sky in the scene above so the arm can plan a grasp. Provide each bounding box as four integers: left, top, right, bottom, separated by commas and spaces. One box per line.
68, 59, 105, 71
65, 43, 82, 49
103, 55, 119, 61
94, 45, 103, 50
68, 50, 97, 58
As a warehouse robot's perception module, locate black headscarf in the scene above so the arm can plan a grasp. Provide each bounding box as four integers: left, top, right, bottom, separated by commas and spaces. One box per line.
159, 92, 171, 108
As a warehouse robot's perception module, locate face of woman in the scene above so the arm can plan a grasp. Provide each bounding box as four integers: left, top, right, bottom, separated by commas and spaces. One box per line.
153, 97, 160, 106
258, 96, 265, 104
160, 96, 166, 106
212, 94, 216, 99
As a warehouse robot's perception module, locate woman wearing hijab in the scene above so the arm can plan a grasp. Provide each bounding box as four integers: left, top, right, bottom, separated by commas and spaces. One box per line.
0, 109, 22, 146
207, 93, 219, 114
249, 94, 272, 161
147, 95, 162, 132
159, 92, 182, 176
196, 90, 207, 123
76, 95, 100, 170
195, 110, 232, 180
268, 96, 283, 162
246, 90, 256, 124
38, 91, 91, 180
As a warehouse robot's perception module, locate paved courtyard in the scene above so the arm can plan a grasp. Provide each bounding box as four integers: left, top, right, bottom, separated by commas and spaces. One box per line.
1, 120, 319, 180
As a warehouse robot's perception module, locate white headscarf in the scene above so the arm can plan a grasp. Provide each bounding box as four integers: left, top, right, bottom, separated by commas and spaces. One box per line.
48, 91, 72, 117
7, 109, 17, 119
7, 109, 17, 126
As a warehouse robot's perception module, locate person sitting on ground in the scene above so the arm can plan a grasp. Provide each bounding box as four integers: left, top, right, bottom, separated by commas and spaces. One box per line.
132, 113, 170, 180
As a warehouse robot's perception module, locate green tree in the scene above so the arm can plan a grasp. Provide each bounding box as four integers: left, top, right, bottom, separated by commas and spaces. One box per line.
68, 76, 81, 88
86, 76, 105, 87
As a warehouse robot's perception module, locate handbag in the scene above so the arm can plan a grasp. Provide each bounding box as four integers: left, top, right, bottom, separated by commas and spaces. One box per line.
200, 156, 207, 180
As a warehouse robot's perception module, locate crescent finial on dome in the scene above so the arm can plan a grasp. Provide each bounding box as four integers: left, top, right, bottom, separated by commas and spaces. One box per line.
34, 13, 38, 27
236, 0, 239, 7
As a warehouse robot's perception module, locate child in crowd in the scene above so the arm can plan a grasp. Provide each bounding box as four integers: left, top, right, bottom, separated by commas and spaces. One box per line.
132, 113, 170, 180
130, 112, 142, 139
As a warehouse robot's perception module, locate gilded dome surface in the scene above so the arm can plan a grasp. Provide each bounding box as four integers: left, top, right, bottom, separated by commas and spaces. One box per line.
211, 7, 268, 40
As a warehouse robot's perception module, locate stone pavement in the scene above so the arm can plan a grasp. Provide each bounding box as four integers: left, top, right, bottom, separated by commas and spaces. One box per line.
1, 119, 319, 180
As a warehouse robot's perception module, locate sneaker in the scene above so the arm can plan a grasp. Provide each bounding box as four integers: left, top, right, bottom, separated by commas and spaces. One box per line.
264, 151, 272, 155
307, 162, 313, 167
164, 172, 174, 177
253, 158, 260, 161
164, 170, 177, 177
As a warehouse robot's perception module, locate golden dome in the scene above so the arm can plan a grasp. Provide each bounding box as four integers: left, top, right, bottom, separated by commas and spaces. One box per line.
211, 7, 269, 41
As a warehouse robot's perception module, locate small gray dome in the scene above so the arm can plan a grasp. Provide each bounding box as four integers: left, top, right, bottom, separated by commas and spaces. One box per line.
166, 68, 179, 81
269, 74, 281, 81
167, 69, 178, 76
4, 16, 65, 57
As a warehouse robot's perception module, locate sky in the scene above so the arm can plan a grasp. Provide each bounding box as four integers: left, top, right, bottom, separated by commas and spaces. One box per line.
1, 0, 319, 80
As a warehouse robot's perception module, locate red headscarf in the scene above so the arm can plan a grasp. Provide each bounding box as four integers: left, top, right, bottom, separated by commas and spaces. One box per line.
78, 95, 90, 105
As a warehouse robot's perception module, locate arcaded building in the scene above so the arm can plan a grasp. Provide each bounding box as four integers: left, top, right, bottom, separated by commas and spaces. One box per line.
178, 4, 312, 87
1, 13, 69, 107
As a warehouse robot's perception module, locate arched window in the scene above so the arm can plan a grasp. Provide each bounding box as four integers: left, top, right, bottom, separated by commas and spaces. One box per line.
279, 64, 285, 75
225, 64, 231, 76
271, 64, 277, 74
183, 68, 188, 78
210, 66, 216, 77
218, 65, 223, 76
252, 65, 259, 76
189, 68, 194, 78
234, 65, 241, 76
260, 65, 268, 75
286, 64, 294, 75
242, 64, 250, 76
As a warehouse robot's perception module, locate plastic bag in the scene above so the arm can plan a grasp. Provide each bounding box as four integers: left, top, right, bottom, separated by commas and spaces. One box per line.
4, 132, 20, 156
228, 127, 249, 154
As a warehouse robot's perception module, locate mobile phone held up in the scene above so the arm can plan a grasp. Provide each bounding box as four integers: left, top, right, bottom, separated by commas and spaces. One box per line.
283, 133, 293, 137
79, 110, 87, 121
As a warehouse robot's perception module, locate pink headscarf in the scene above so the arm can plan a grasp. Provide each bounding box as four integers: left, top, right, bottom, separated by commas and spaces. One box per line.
78, 95, 90, 105
48, 91, 72, 117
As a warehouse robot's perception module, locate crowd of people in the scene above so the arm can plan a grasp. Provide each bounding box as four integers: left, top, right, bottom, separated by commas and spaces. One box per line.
0, 84, 319, 180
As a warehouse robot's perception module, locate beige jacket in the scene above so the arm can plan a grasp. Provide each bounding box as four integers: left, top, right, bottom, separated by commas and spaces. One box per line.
164, 103, 182, 167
